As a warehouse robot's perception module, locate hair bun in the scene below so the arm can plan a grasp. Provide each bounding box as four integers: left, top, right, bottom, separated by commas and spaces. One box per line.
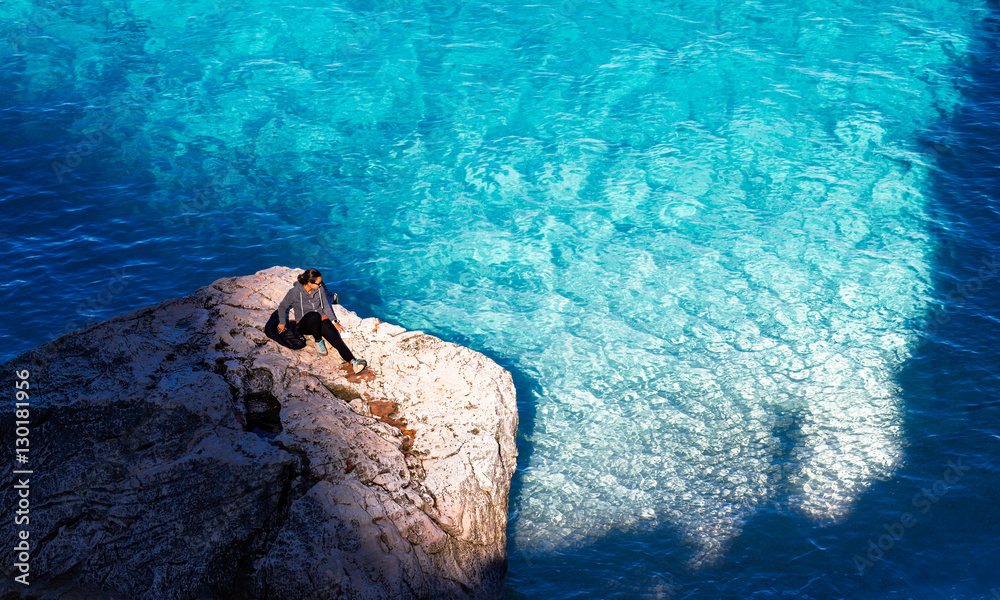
297, 268, 322, 286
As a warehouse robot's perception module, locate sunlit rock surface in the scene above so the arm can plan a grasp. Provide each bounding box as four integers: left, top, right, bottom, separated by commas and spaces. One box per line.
0, 266, 518, 600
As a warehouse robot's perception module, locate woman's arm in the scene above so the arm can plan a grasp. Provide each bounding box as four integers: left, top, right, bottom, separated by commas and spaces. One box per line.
320, 288, 339, 324
276, 287, 297, 326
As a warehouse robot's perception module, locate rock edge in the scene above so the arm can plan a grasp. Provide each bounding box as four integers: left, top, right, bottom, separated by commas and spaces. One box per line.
0, 266, 518, 600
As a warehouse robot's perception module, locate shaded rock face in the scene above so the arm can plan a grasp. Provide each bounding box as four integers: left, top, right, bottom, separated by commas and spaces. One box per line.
0, 267, 518, 600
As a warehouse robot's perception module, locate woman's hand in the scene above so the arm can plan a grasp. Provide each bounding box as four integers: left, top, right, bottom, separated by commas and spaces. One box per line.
335, 323, 345, 333
276, 324, 285, 333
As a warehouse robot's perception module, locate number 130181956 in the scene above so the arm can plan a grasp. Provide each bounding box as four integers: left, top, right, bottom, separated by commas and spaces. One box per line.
14, 370, 31, 463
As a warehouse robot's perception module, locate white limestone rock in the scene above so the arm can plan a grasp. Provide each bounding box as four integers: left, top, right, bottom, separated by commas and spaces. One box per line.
0, 266, 518, 600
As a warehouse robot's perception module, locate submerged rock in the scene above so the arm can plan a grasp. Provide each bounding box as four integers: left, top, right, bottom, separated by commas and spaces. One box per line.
0, 266, 518, 600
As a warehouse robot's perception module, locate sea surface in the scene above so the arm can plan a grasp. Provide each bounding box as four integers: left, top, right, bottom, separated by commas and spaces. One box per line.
2, 0, 1000, 598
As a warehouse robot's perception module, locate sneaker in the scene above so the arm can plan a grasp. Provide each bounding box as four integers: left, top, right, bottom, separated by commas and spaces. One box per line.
351, 359, 368, 374
313, 338, 328, 356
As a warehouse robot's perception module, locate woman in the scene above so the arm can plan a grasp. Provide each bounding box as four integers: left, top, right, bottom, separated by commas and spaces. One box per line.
276, 268, 367, 374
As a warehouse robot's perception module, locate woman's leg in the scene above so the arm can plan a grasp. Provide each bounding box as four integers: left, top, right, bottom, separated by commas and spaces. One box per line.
320, 319, 356, 363
298, 311, 324, 341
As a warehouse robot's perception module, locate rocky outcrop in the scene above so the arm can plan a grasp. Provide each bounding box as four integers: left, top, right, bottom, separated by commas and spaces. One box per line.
0, 266, 518, 600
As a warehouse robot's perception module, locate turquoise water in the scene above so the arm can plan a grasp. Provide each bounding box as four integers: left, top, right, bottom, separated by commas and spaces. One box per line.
3, 0, 1000, 597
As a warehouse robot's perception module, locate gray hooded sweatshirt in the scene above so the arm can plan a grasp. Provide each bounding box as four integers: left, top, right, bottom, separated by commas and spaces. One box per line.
277, 281, 338, 326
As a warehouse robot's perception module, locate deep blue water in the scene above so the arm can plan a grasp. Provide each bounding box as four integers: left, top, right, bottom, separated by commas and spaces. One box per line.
2, 0, 1000, 598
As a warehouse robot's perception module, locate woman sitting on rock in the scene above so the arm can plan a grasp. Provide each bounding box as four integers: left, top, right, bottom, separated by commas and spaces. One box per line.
276, 268, 368, 374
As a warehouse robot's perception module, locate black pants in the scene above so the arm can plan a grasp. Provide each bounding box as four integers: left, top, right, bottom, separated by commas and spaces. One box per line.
296, 312, 355, 362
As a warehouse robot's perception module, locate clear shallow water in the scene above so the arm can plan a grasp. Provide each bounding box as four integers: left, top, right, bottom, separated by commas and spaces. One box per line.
2, 0, 1000, 598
